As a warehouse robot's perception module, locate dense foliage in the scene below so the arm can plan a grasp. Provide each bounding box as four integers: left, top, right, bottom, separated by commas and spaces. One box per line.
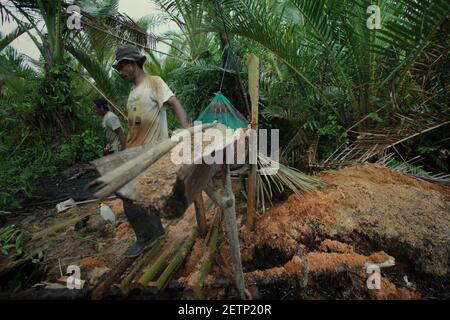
0, 0, 448, 209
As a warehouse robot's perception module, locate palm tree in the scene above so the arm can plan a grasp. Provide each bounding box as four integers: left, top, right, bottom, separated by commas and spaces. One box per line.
204, 0, 449, 120
0, 0, 81, 135
0, 0, 157, 131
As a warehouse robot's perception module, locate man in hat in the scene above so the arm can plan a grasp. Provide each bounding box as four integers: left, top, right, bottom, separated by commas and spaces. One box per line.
112, 46, 191, 257
113, 46, 190, 147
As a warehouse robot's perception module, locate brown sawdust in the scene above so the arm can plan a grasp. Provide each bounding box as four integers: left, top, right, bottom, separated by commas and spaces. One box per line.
134, 130, 228, 211
80, 256, 107, 268
319, 239, 354, 253
238, 164, 450, 277
257, 191, 339, 235
284, 256, 302, 275
319, 164, 450, 196
245, 266, 287, 279
115, 222, 131, 241
104, 199, 124, 215
244, 191, 339, 257
368, 275, 421, 300
180, 238, 204, 278
368, 251, 391, 264
281, 251, 390, 275
307, 252, 369, 272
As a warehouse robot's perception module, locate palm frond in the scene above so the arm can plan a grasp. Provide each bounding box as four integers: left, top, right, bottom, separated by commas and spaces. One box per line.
257, 153, 324, 206
374, 0, 450, 88
0, 25, 31, 52
0, 47, 39, 101
66, 45, 118, 102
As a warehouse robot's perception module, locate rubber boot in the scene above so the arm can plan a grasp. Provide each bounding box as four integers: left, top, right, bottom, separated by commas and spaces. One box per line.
122, 198, 165, 257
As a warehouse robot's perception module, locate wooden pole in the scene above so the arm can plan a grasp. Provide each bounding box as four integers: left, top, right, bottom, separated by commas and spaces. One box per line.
194, 196, 207, 238
223, 165, 247, 299
202, 167, 247, 299
247, 54, 259, 230
78, 74, 127, 120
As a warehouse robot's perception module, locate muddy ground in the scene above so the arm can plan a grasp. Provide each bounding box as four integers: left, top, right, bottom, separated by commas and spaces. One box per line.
1, 164, 449, 299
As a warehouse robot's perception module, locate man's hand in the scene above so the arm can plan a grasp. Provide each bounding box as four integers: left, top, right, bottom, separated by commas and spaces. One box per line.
166, 96, 191, 129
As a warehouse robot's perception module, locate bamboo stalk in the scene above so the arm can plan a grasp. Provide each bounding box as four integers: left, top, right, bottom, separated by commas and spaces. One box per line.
154, 234, 196, 290
119, 238, 165, 295
138, 239, 180, 286
192, 215, 221, 298
182, 208, 222, 299
31, 212, 92, 241
91, 257, 135, 300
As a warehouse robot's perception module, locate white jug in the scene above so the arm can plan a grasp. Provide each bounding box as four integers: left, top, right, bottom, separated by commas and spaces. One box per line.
100, 204, 116, 222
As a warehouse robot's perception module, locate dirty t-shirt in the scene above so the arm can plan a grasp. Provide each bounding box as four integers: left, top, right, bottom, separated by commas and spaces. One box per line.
102, 111, 123, 153
126, 76, 174, 148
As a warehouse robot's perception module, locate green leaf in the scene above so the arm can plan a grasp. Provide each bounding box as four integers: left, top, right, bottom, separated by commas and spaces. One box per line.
368, 112, 383, 123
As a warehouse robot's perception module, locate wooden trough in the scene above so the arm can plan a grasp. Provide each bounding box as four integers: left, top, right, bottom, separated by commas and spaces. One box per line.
89, 123, 249, 299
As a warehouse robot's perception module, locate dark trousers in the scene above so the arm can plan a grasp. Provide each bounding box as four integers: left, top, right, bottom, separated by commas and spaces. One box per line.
120, 196, 164, 241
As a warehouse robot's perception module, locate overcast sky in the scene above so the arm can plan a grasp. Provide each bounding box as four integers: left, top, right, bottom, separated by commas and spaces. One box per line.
0, 0, 177, 59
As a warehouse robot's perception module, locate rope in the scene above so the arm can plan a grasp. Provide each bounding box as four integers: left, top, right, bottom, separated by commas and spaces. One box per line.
219, 45, 231, 92
213, 0, 251, 115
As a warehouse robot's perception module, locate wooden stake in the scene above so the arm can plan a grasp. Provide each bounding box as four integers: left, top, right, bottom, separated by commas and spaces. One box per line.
194, 196, 207, 238
223, 165, 247, 299
247, 53, 260, 230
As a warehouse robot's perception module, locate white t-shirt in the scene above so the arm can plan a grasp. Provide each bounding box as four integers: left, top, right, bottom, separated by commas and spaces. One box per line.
126, 76, 174, 148
102, 111, 123, 153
